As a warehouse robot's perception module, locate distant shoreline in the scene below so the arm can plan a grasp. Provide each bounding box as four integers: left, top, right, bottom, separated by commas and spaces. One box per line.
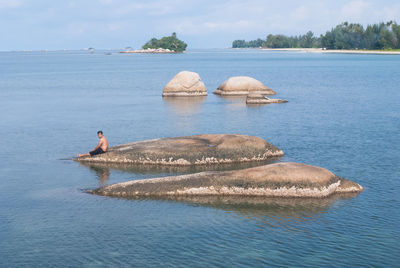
259, 48, 400, 55
2, 48, 400, 55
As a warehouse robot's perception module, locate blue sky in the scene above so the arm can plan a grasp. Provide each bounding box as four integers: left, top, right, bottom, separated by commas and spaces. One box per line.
1, 0, 399, 50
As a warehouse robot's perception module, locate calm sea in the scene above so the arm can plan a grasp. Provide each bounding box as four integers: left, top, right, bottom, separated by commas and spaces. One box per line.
0, 49, 399, 267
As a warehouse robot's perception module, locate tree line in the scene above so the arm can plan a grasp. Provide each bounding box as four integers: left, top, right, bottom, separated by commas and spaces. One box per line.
232, 21, 400, 50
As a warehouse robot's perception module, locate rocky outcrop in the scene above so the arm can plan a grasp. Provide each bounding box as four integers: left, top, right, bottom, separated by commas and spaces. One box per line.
214, 76, 276, 96
75, 134, 284, 165
120, 48, 176, 53
246, 93, 288, 104
89, 162, 363, 198
162, 71, 207, 97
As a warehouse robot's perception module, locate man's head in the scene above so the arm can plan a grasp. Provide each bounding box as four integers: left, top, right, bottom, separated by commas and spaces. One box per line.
97, 130, 103, 138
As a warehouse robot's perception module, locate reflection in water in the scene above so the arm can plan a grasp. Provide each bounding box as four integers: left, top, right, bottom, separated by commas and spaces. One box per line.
247, 104, 270, 108
215, 95, 247, 109
78, 157, 281, 175
144, 194, 360, 230
163, 96, 206, 115
216, 95, 247, 102
81, 163, 110, 185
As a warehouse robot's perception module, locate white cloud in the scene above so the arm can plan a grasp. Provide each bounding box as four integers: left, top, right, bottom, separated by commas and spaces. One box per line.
106, 22, 123, 31
171, 18, 262, 36
65, 21, 125, 36
373, 4, 400, 22
203, 20, 252, 31
99, 0, 113, 5
0, 0, 22, 8
112, 0, 182, 16
291, 6, 309, 21
341, 0, 371, 21
3, 0, 400, 50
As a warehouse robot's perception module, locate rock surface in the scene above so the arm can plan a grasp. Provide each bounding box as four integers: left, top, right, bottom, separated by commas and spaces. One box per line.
89, 162, 363, 198
214, 76, 276, 96
75, 134, 284, 165
162, 71, 207, 97
246, 93, 288, 104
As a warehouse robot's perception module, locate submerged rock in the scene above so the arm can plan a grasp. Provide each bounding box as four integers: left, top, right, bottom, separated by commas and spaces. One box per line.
246, 93, 288, 104
89, 162, 363, 198
214, 76, 276, 96
162, 71, 207, 97
75, 134, 284, 165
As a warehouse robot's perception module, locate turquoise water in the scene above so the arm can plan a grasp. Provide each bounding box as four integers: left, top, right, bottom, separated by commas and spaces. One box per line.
0, 49, 399, 267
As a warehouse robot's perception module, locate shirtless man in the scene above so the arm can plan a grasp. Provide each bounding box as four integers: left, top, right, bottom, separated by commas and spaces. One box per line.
78, 131, 109, 157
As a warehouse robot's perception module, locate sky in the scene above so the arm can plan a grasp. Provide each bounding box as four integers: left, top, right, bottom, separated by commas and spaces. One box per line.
1, 0, 399, 50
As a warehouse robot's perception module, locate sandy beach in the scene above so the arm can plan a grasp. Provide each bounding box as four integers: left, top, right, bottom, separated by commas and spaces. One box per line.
260, 48, 400, 55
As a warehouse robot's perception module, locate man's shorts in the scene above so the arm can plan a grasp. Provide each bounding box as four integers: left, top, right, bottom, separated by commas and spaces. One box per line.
90, 147, 105, 156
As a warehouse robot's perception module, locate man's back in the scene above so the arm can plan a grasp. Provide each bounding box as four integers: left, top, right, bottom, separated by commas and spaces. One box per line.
100, 136, 109, 151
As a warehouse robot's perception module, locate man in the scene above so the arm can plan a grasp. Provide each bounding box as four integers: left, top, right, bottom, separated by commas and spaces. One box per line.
78, 131, 109, 157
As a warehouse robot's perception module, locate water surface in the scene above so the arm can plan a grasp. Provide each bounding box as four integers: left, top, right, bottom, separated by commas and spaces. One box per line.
0, 49, 399, 267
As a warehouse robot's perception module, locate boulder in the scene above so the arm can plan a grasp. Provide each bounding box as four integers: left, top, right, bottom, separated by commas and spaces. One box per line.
162, 71, 207, 97
246, 93, 288, 104
214, 76, 276, 96
89, 162, 363, 198
75, 134, 284, 165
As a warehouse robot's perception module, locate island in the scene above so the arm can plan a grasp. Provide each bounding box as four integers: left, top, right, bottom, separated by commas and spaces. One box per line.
120, 32, 187, 54
232, 21, 400, 53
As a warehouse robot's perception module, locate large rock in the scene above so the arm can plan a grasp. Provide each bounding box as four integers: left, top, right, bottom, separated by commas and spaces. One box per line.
89, 162, 363, 198
75, 134, 284, 165
162, 71, 207, 97
214, 76, 276, 96
246, 93, 288, 105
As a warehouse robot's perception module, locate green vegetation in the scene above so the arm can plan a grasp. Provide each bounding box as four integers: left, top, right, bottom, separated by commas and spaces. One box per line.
142, 33, 187, 52
232, 21, 400, 50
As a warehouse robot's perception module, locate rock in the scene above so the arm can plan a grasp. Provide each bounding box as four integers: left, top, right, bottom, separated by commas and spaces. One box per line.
75, 134, 284, 165
162, 71, 207, 97
214, 76, 276, 96
246, 93, 288, 104
89, 162, 363, 198
120, 48, 176, 53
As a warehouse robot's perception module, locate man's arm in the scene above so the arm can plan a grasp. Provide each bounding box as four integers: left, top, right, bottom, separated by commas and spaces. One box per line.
92, 139, 103, 152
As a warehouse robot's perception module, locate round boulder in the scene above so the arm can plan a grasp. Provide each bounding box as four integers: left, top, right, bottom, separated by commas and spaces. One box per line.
162, 71, 207, 97
214, 76, 276, 96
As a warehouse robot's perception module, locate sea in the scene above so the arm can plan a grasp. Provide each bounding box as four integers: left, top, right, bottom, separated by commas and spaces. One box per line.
0, 49, 399, 267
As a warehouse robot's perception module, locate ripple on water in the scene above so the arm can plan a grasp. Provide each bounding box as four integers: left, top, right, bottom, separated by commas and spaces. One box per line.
1, 50, 399, 267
